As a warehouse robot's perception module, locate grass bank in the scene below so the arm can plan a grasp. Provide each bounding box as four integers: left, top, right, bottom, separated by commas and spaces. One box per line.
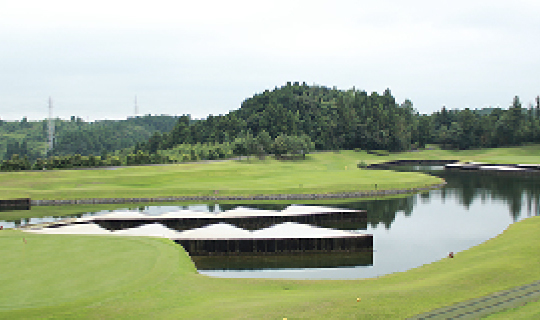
0, 151, 442, 200
1, 216, 539, 318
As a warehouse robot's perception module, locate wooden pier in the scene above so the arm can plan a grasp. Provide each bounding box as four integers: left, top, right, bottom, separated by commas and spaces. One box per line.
175, 235, 373, 255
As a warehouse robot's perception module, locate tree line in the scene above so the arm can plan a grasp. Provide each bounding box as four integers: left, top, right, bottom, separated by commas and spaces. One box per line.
0, 133, 314, 171
0, 152, 171, 171
426, 96, 540, 149
0, 115, 179, 161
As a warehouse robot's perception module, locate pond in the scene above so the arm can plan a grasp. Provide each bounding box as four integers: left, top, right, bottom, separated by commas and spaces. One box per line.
2, 166, 539, 279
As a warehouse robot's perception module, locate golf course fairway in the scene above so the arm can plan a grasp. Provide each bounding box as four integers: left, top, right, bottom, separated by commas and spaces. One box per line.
3, 145, 540, 201
0, 150, 444, 200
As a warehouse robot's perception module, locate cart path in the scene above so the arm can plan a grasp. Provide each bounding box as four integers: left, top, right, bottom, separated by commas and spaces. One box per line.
408, 279, 540, 319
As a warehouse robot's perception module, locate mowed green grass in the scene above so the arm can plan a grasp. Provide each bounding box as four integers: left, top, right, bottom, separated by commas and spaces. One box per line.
0, 151, 443, 200
1, 216, 539, 319
2, 145, 540, 318
2, 145, 540, 201
484, 299, 540, 319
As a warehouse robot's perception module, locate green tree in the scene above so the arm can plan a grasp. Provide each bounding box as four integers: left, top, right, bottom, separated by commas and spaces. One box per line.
508, 96, 524, 145
255, 130, 272, 158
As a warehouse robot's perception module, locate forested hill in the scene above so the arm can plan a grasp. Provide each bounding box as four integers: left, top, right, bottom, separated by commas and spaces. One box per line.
151, 82, 419, 152
145, 82, 540, 154
0, 115, 179, 160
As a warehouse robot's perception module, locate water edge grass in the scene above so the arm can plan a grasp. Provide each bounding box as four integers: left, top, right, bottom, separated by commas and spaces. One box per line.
0, 216, 539, 318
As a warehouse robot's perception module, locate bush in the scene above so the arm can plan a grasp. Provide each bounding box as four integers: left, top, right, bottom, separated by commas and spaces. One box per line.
357, 161, 368, 168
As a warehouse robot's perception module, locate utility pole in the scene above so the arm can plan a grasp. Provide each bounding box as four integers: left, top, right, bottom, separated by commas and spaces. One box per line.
48, 97, 55, 153
536, 96, 540, 118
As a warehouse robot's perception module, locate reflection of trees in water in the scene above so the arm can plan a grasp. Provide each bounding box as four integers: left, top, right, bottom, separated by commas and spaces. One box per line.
220, 199, 415, 230
431, 171, 540, 222
420, 191, 431, 204
329, 198, 415, 229
350, 197, 415, 229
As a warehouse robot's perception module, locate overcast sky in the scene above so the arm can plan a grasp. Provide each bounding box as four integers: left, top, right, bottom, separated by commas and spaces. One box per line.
1, 0, 539, 121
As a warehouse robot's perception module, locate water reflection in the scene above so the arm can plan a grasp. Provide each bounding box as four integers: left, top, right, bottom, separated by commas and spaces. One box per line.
191, 251, 374, 270
395, 166, 540, 222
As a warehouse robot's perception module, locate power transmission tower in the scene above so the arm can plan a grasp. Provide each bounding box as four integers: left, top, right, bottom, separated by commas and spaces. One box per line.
48, 97, 55, 153
134, 95, 139, 117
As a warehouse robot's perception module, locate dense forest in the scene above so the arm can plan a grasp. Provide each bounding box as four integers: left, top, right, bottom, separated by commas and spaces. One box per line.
141, 82, 540, 153
144, 83, 418, 153
0, 115, 179, 161
2, 82, 540, 171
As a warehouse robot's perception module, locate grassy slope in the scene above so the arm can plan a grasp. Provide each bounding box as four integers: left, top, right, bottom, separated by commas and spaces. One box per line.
0, 151, 443, 200
1, 216, 539, 319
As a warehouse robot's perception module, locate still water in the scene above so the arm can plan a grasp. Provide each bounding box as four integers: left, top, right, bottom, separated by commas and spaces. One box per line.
2, 166, 539, 279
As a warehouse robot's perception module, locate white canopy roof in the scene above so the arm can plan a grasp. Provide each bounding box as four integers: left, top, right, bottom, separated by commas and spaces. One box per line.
479, 165, 509, 170
24, 223, 112, 235
92, 210, 149, 220
24, 221, 368, 240
495, 166, 527, 171
157, 210, 217, 219
82, 205, 361, 221
175, 223, 253, 240
73, 216, 97, 223
219, 207, 281, 218
113, 223, 183, 238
